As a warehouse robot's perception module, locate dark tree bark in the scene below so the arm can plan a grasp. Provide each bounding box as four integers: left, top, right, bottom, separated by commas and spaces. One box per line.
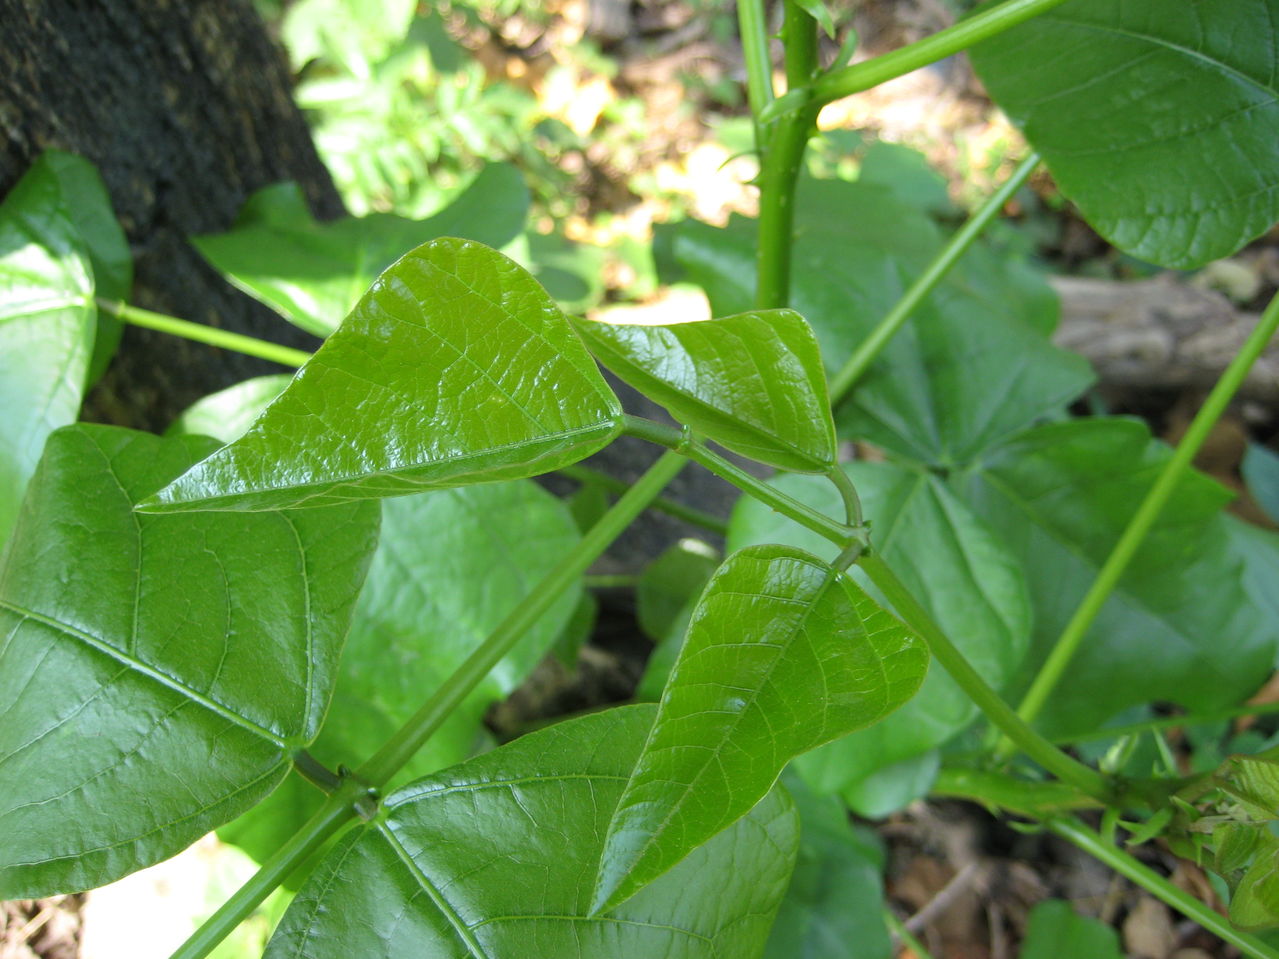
0, 0, 345, 431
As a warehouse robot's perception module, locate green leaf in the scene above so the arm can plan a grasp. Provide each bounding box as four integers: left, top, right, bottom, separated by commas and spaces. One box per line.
958, 417, 1276, 737
0, 156, 97, 544
1018, 900, 1122, 959
167, 375, 292, 443
662, 177, 1092, 467
0, 425, 378, 897
142, 238, 624, 512
970, 0, 1279, 269
1221, 756, 1279, 822
34, 152, 131, 384
593, 544, 927, 912
840, 750, 941, 819
219, 480, 582, 865
193, 164, 530, 336
574, 309, 837, 472
793, 0, 836, 38
635, 538, 722, 702
729, 462, 1030, 791
763, 773, 893, 959
1232, 846, 1279, 931
265, 706, 800, 959
1244, 443, 1279, 525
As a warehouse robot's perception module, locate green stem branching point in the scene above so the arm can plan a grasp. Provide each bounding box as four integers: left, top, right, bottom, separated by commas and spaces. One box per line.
1009, 289, 1279, 744
355, 450, 688, 788
805, 0, 1070, 111
857, 553, 1111, 802
97, 298, 313, 368
827, 152, 1041, 404
1047, 818, 1279, 959
622, 416, 859, 550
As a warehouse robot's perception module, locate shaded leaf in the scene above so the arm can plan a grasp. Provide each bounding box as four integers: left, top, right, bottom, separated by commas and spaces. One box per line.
840, 750, 941, 819
168, 375, 292, 443
265, 706, 799, 959
635, 538, 722, 701
0, 426, 378, 897
1244, 443, 1279, 525
593, 544, 927, 912
194, 164, 529, 336
0, 156, 97, 543
729, 462, 1029, 791
574, 309, 837, 472
957, 418, 1277, 737
143, 238, 623, 512
970, 0, 1279, 268
1019, 900, 1122, 959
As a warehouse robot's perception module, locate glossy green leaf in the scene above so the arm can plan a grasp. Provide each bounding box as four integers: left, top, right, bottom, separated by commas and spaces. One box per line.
143, 238, 624, 512
219, 479, 582, 865
840, 750, 941, 819
573, 309, 837, 472
729, 462, 1030, 792
168, 375, 292, 443
593, 544, 927, 912
958, 418, 1277, 737
193, 164, 529, 336
662, 177, 1092, 467
0, 157, 97, 543
33, 151, 131, 384
0, 425, 379, 897
635, 538, 722, 701
265, 706, 800, 959
970, 0, 1279, 269
1018, 900, 1122, 959
764, 773, 892, 959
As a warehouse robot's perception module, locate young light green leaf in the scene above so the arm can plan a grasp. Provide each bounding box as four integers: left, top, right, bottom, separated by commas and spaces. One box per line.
1231, 846, 1279, 931
167, 374, 292, 443
840, 750, 941, 819
573, 309, 837, 472
0, 425, 378, 897
763, 772, 893, 959
970, 0, 1279, 269
593, 544, 927, 913
729, 462, 1030, 793
793, 0, 836, 38
1019, 900, 1122, 959
217, 479, 582, 865
958, 418, 1276, 737
193, 164, 529, 336
0, 156, 97, 543
265, 706, 800, 959
142, 238, 624, 512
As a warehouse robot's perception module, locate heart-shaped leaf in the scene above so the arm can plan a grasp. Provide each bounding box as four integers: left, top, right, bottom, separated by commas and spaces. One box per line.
970, 0, 1279, 268
219, 480, 582, 864
264, 706, 800, 959
728, 462, 1030, 792
593, 544, 927, 912
194, 164, 529, 336
142, 238, 624, 512
0, 425, 379, 897
573, 309, 837, 472
0, 156, 97, 543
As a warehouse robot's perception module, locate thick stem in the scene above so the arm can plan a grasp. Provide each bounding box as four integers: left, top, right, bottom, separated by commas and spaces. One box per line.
168, 777, 371, 959
97, 298, 312, 367
806, 0, 1070, 109
827, 152, 1041, 404
1010, 290, 1279, 739
356, 451, 688, 787
1047, 818, 1279, 959
858, 553, 1111, 801
621, 416, 859, 549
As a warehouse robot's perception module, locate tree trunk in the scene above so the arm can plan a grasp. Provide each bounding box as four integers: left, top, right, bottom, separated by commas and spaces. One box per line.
0, 0, 345, 431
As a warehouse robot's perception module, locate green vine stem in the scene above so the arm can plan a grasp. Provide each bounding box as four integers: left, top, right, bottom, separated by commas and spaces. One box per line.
1047, 817, 1279, 959
169, 775, 372, 959
826, 151, 1041, 404
857, 553, 1112, 802
170, 452, 688, 959
96, 298, 313, 367
1008, 289, 1279, 743
800, 0, 1070, 112
356, 450, 688, 787
557, 463, 729, 535
621, 416, 860, 548
735, 0, 775, 151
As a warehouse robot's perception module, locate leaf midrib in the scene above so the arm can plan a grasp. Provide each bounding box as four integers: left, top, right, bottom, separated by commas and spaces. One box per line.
0, 599, 289, 747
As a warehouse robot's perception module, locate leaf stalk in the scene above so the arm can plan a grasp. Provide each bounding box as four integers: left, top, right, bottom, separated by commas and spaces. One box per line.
97, 298, 312, 367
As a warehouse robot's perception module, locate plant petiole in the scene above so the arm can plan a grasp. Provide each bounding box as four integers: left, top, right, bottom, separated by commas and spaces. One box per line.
557, 462, 729, 536
292, 750, 343, 793
97, 298, 313, 368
